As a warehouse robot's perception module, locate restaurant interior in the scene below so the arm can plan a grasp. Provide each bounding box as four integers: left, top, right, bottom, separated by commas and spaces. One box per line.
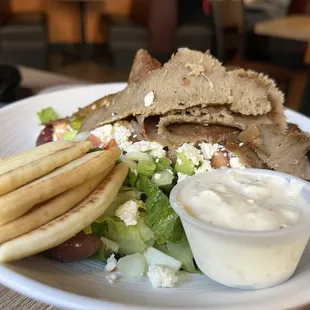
0, 0, 309, 114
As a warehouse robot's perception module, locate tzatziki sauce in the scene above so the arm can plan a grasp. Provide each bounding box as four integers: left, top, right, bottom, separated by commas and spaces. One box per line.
179, 170, 306, 231
173, 169, 310, 289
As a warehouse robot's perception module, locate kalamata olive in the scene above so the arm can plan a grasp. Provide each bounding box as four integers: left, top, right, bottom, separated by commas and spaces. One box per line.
36, 126, 54, 146
44, 231, 103, 262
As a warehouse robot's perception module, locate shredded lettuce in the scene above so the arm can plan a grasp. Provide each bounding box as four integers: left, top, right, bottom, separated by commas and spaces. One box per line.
100, 237, 119, 256
87, 148, 105, 153
126, 169, 138, 186
63, 130, 77, 141
69, 116, 84, 131
92, 237, 119, 262
133, 174, 185, 244
137, 160, 156, 177
155, 157, 172, 172
94, 216, 154, 255
37, 107, 58, 123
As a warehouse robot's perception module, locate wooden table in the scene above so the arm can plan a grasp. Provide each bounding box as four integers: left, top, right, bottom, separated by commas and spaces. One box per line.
255, 15, 310, 63
19, 66, 88, 92
254, 15, 310, 111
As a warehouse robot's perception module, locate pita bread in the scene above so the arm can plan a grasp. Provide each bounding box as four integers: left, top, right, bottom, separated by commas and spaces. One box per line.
0, 146, 121, 225
0, 140, 83, 173
0, 162, 128, 263
0, 140, 92, 196
0, 165, 114, 244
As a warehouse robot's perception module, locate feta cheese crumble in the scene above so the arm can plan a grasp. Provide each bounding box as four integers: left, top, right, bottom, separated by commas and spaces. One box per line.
124, 141, 166, 158
144, 91, 155, 107
177, 143, 203, 166
230, 156, 245, 169
91, 121, 166, 158
200, 142, 220, 160
105, 254, 117, 272
115, 200, 139, 226
106, 273, 117, 284
147, 265, 178, 288
195, 160, 212, 173
91, 122, 132, 149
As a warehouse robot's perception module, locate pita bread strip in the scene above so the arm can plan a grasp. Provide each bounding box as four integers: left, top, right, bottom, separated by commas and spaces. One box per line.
0, 140, 82, 175
0, 162, 128, 263
0, 165, 114, 244
0, 146, 121, 225
0, 141, 92, 196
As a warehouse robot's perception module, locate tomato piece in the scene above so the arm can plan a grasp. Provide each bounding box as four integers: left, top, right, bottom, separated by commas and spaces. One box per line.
86, 134, 104, 148
104, 138, 117, 149
54, 121, 71, 141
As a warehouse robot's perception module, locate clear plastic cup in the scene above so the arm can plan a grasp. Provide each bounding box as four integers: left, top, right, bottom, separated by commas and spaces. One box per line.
170, 169, 310, 290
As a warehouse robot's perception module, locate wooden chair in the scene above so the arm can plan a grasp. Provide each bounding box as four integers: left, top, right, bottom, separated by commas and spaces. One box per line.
211, 0, 309, 111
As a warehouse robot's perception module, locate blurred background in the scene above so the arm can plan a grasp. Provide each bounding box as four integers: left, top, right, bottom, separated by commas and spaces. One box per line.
0, 0, 309, 114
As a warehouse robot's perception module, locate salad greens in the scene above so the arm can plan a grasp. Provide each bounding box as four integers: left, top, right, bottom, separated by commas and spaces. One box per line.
63, 130, 78, 141
155, 240, 197, 273
155, 157, 171, 172
93, 237, 119, 262
33, 106, 199, 273
175, 153, 195, 175
134, 174, 184, 244
37, 107, 58, 123
137, 159, 156, 177
86, 146, 198, 271
69, 116, 84, 131
95, 217, 154, 256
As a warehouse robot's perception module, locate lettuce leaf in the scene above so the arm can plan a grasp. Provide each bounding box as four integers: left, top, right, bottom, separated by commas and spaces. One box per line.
155, 157, 172, 172
63, 130, 77, 141
137, 160, 156, 176
92, 237, 119, 262
156, 240, 197, 273
37, 107, 58, 123
95, 216, 154, 255
69, 116, 84, 130
134, 174, 185, 244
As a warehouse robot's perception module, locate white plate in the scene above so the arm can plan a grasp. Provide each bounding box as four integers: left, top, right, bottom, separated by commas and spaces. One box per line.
0, 83, 310, 310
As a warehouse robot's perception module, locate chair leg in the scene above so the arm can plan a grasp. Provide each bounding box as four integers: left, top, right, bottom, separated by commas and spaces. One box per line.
286, 71, 309, 111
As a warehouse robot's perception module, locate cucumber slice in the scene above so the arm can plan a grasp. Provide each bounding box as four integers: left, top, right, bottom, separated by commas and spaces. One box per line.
174, 153, 195, 175
145, 247, 182, 272
152, 170, 174, 186
126, 151, 153, 161
117, 253, 146, 278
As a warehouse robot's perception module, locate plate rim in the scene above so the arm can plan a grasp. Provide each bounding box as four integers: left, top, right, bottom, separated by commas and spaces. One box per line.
0, 83, 310, 310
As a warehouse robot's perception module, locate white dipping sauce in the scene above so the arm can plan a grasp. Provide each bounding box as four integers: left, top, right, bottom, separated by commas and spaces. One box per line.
180, 171, 304, 231
174, 170, 310, 289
